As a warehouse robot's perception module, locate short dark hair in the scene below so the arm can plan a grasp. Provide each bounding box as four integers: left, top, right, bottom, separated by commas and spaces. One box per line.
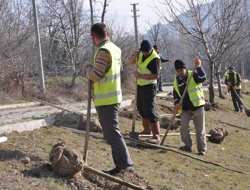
91, 23, 107, 39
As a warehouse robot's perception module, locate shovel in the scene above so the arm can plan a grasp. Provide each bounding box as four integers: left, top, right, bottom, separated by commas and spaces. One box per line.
83, 80, 92, 163
160, 60, 199, 145
232, 89, 250, 117
129, 55, 140, 140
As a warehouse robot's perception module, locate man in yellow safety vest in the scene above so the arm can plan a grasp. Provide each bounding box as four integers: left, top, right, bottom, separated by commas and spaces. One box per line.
82, 23, 133, 175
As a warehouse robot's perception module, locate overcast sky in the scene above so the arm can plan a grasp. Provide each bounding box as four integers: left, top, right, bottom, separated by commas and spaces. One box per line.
84, 0, 215, 34
106, 0, 163, 33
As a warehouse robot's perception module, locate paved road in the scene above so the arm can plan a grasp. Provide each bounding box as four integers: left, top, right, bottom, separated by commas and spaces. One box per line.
0, 99, 134, 127
0, 82, 227, 127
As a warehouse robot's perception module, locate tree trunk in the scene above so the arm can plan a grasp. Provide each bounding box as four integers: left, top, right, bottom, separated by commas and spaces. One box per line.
208, 62, 215, 103
215, 66, 225, 99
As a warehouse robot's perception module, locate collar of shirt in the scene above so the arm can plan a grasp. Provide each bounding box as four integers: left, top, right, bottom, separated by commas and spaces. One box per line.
98, 39, 110, 47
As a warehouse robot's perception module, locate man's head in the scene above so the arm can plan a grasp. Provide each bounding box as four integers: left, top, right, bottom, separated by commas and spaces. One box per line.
90, 23, 109, 45
228, 66, 234, 73
153, 45, 159, 53
175, 60, 187, 78
140, 40, 152, 56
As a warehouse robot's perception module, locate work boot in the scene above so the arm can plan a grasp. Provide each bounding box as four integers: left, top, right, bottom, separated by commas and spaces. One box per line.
140, 118, 152, 135
102, 167, 121, 175
146, 121, 160, 144
180, 146, 192, 152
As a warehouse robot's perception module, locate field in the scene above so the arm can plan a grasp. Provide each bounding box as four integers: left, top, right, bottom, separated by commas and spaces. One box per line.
0, 83, 250, 190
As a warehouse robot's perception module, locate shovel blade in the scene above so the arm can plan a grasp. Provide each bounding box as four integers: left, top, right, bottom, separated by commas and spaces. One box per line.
129, 131, 139, 140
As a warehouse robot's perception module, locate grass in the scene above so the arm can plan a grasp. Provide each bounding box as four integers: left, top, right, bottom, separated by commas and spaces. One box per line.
0, 82, 250, 189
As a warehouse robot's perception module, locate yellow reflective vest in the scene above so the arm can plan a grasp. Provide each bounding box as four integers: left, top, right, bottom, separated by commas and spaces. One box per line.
93, 42, 122, 106
137, 49, 160, 86
173, 70, 205, 114
227, 72, 241, 90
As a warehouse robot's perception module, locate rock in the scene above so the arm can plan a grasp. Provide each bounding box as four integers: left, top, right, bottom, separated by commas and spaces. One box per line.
54, 112, 102, 133
159, 114, 180, 130
78, 114, 102, 133
21, 157, 30, 165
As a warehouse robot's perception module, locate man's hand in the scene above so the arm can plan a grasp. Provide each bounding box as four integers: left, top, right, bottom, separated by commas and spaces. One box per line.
133, 70, 141, 78
175, 104, 182, 111
232, 86, 237, 91
194, 58, 201, 66
169, 59, 173, 62
82, 62, 92, 75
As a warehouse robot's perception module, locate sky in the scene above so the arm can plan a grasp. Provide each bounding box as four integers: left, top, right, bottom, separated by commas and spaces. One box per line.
108, 0, 159, 32
82, 0, 165, 34
90, 0, 215, 34
106, 0, 163, 33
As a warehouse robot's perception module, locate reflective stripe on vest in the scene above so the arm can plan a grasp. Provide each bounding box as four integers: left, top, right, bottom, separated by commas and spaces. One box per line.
137, 49, 160, 86
93, 42, 122, 106
173, 70, 205, 114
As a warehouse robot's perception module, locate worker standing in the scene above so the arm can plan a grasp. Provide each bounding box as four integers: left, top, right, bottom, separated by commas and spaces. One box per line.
153, 45, 173, 93
82, 23, 134, 175
129, 40, 161, 144
224, 67, 243, 112
173, 58, 207, 156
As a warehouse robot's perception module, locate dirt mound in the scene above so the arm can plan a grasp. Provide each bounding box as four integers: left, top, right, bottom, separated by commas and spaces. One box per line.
54, 112, 102, 133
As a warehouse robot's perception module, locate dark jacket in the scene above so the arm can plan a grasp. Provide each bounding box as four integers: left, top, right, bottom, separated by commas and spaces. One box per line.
224, 71, 241, 91
173, 67, 207, 111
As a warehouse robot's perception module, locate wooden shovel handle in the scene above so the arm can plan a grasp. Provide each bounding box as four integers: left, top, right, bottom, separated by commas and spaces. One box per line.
83, 80, 92, 163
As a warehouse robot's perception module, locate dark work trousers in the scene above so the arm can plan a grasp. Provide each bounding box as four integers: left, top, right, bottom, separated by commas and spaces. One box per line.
157, 71, 163, 91
137, 84, 158, 123
230, 89, 243, 111
95, 103, 134, 170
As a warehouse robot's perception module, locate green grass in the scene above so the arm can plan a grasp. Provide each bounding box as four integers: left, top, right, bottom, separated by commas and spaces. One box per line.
0, 82, 250, 189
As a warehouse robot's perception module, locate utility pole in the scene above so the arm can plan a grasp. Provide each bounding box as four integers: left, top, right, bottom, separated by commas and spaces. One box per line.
131, 3, 139, 49
130, 3, 140, 140
32, 0, 45, 93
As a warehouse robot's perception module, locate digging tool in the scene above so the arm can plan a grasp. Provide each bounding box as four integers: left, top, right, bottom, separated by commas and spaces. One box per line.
139, 133, 211, 138
160, 60, 200, 145
129, 53, 140, 140
231, 88, 250, 117
83, 80, 92, 163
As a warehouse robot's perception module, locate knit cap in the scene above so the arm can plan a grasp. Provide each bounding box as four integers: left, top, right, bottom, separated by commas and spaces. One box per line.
174, 60, 186, 70
140, 40, 152, 52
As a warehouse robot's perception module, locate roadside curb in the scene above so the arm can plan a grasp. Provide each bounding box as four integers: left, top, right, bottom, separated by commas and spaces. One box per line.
0, 102, 41, 110
0, 99, 133, 135
0, 117, 54, 135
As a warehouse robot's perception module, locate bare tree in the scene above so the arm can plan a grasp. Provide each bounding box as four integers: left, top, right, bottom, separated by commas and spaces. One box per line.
0, 0, 35, 95
155, 0, 250, 103
41, 0, 92, 86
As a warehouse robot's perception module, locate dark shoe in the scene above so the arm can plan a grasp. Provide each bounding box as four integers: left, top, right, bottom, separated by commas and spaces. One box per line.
240, 109, 243, 112
180, 146, 192, 152
234, 110, 239, 112
159, 89, 164, 92
102, 168, 120, 175
198, 151, 205, 156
